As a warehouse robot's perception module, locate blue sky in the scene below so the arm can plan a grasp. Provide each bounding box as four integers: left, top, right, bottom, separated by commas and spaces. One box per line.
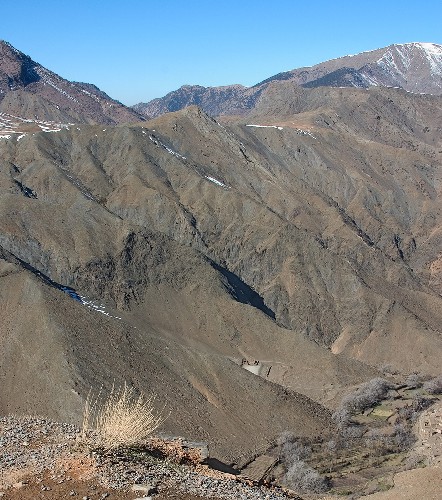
2, 0, 442, 105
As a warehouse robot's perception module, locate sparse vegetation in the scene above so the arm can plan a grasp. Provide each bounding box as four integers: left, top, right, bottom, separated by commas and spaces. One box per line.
277, 431, 311, 463
81, 383, 166, 450
362, 424, 415, 456
277, 432, 328, 493
325, 374, 435, 477
284, 459, 329, 493
393, 423, 416, 449
379, 363, 398, 376
397, 395, 434, 424
332, 378, 392, 428
403, 453, 426, 470
405, 372, 423, 389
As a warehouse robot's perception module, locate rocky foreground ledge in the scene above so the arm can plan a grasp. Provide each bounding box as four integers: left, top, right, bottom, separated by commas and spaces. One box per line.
0, 415, 301, 500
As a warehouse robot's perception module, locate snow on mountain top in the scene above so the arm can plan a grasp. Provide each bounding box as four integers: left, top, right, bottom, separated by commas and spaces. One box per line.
326, 42, 442, 80
338, 42, 442, 62
409, 42, 442, 55
378, 43, 442, 76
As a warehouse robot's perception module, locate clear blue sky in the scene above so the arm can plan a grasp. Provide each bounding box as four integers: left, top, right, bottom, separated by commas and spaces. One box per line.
2, 0, 442, 105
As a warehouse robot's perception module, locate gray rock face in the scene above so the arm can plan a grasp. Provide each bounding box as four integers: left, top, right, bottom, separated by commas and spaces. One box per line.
133, 84, 250, 119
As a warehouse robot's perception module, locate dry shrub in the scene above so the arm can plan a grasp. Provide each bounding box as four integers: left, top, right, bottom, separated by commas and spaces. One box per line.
341, 378, 392, 414
423, 375, 442, 394
393, 424, 416, 450
82, 383, 167, 449
397, 396, 433, 425
277, 432, 328, 494
284, 460, 329, 493
405, 373, 423, 389
147, 437, 203, 465
332, 378, 392, 429
379, 364, 398, 375
403, 453, 426, 470
277, 431, 311, 464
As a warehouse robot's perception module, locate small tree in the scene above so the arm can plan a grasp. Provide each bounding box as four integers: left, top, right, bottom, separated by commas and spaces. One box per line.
332, 378, 392, 430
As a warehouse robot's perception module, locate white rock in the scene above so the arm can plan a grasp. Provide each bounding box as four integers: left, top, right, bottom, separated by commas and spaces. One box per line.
132, 483, 154, 493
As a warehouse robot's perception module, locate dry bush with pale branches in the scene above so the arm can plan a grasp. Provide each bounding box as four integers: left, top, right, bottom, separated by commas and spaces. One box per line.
81, 383, 167, 449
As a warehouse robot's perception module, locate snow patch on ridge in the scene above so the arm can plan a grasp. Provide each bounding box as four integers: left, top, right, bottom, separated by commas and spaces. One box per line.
60, 286, 122, 320
205, 175, 229, 188
0, 112, 71, 137
412, 42, 442, 55
246, 124, 284, 130
293, 128, 317, 139
79, 88, 102, 103
36, 67, 79, 103
148, 134, 187, 160
78, 295, 122, 320
415, 42, 442, 75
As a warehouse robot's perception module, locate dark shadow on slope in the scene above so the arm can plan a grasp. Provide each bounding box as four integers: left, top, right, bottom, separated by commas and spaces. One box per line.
302, 67, 370, 89
20, 56, 41, 86
18, 257, 82, 301
202, 458, 240, 475
0, 245, 82, 302
211, 261, 276, 320
13, 179, 37, 199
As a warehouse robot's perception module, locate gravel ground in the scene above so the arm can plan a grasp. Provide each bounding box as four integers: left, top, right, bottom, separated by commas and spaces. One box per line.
0, 415, 300, 500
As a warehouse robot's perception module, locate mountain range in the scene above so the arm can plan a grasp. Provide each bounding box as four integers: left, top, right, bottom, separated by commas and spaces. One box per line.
133, 42, 442, 118
1, 39, 442, 495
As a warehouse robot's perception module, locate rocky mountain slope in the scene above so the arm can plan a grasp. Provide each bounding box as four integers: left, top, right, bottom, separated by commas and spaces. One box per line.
134, 42, 442, 118
3, 100, 395, 460
1, 83, 442, 437
0, 41, 144, 124
1, 38, 442, 495
259, 42, 442, 93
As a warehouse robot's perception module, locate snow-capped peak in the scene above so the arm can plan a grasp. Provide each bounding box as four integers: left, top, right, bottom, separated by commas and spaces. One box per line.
410, 42, 442, 55
376, 42, 442, 77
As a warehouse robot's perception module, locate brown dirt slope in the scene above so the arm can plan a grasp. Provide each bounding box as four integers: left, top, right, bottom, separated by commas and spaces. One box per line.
0, 245, 332, 465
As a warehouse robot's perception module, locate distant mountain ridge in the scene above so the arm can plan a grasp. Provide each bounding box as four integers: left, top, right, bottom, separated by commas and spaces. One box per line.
134, 42, 442, 118
0, 40, 144, 124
